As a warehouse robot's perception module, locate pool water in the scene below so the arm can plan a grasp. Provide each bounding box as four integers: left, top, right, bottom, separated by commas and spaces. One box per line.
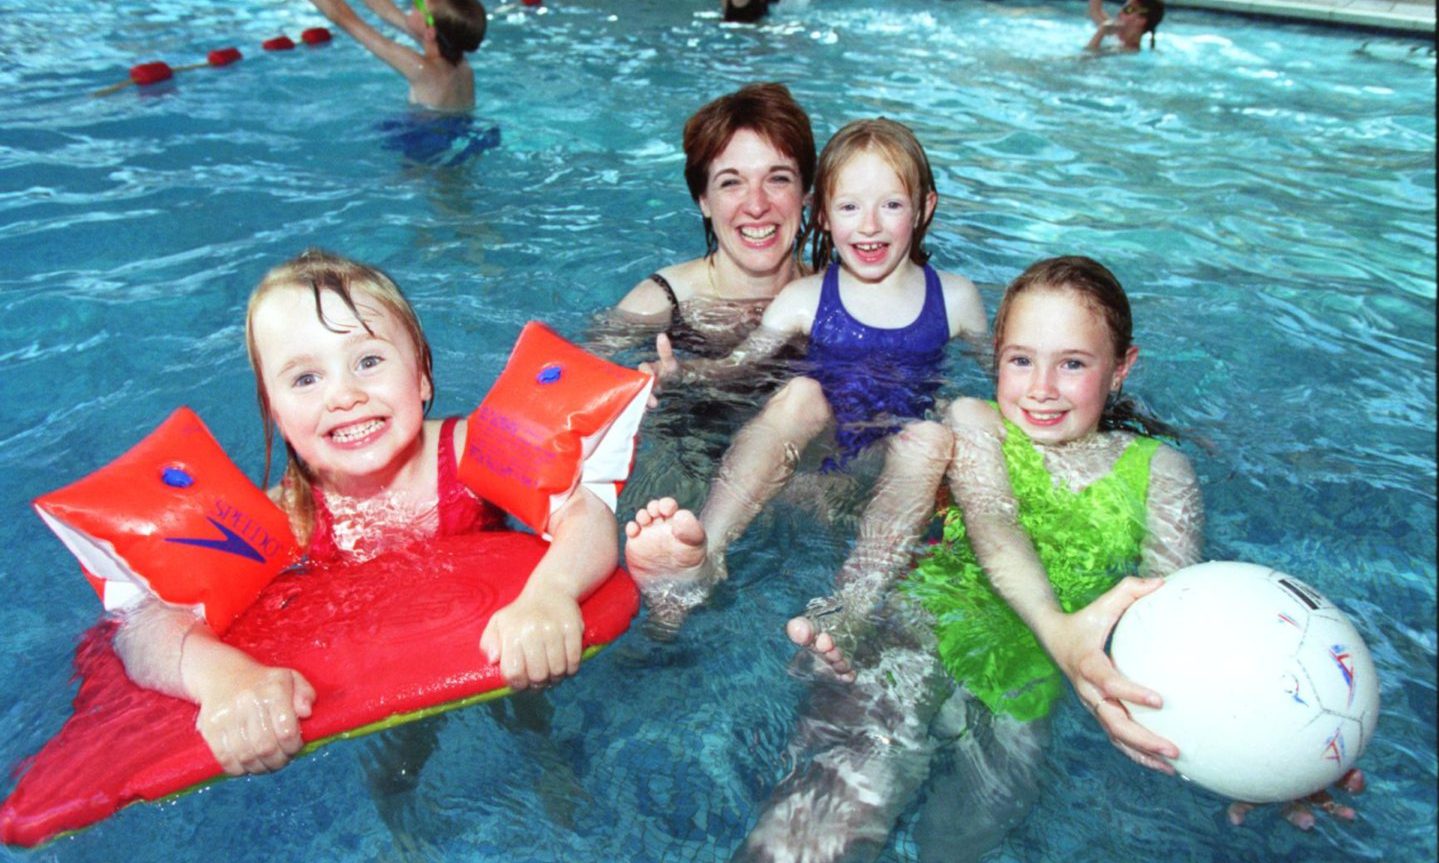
1, 0, 1433, 860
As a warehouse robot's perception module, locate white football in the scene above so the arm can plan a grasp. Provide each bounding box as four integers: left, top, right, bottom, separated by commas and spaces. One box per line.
1109, 561, 1380, 803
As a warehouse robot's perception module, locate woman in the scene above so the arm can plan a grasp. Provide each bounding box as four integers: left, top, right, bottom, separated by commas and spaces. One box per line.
614, 82, 816, 357
1086, 0, 1164, 52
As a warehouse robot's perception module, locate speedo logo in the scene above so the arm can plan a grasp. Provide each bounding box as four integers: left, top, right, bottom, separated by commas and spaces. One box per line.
164, 498, 288, 563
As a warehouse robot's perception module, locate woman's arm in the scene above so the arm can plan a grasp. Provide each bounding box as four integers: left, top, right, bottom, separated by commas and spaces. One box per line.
641, 277, 816, 388
1089, 0, 1111, 25
1139, 445, 1205, 577
477, 486, 620, 690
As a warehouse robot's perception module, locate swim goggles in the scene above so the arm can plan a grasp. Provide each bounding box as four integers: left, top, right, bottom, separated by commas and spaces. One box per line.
414, 0, 435, 28
1120, 3, 1148, 16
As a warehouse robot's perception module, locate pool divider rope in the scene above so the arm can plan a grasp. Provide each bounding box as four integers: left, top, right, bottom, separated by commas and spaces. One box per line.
92, 27, 333, 98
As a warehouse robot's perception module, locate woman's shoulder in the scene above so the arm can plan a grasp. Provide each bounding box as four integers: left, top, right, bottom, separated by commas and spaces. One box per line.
615, 260, 702, 319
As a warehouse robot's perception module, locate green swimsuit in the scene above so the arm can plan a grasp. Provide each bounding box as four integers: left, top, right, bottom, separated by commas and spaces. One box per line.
904, 416, 1159, 722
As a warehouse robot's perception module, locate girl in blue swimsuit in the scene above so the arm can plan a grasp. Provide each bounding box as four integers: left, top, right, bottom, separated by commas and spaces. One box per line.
622, 118, 987, 629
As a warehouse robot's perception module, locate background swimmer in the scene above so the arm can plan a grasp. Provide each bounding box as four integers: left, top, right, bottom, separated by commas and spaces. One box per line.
723, 0, 778, 24
112, 249, 618, 777
1087, 0, 1165, 52
309, 0, 487, 111
624, 118, 985, 633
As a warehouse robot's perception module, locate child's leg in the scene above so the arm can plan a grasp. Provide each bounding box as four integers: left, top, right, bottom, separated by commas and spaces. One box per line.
911, 694, 1049, 863
626, 376, 833, 629
789, 419, 953, 679
735, 613, 953, 863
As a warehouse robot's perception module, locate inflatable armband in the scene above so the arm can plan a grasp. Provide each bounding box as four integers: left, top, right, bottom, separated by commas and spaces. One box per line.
32, 407, 298, 634
459, 323, 652, 534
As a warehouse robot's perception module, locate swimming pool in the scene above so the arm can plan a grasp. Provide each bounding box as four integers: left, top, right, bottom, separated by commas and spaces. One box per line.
0, 0, 1433, 860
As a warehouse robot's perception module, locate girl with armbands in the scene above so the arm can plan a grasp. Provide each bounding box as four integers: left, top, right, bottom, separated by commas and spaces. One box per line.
624, 118, 986, 630
113, 249, 619, 777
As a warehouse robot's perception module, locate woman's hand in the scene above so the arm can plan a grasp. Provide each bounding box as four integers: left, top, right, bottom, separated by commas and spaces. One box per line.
637, 333, 683, 407
479, 591, 585, 690
1038, 576, 1180, 772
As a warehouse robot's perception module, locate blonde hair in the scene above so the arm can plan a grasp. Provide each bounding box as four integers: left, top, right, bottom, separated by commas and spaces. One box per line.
805, 117, 938, 271
245, 249, 434, 546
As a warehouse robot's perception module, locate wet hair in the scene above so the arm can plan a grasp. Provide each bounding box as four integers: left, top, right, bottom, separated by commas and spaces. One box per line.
431, 0, 487, 65
805, 117, 938, 271
994, 255, 1181, 440
682, 82, 817, 255
245, 248, 435, 545
1135, 0, 1164, 49
722, 0, 774, 23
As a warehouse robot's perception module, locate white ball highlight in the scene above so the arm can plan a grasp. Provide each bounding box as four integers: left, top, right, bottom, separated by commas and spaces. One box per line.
1110, 561, 1379, 803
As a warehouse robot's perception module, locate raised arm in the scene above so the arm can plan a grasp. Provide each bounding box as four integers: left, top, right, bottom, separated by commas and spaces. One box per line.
1089, 0, 1112, 25
310, 0, 427, 82
361, 0, 411, 30
943, 399, 1179, 772
478, 485, 620, 690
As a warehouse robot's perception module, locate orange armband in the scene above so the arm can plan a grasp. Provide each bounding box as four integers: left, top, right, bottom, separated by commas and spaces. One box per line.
32, 407, 299, 634
459, 322, 653, 534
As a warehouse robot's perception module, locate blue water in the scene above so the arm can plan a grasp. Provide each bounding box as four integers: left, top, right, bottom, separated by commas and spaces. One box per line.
1, 0, 1433, 860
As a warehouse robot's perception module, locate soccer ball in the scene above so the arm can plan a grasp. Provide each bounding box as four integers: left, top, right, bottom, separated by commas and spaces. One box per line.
1109, 561, 1380, 803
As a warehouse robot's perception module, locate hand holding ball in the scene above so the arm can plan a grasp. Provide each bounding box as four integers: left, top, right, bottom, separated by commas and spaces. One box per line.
1109, 561, 1379, 803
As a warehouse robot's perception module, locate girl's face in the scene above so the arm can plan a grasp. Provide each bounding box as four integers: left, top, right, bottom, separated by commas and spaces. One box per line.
995, 287, 1137, 445
824, 148, 935, 285
251, 285, 431, 495
698, 128, 805, 281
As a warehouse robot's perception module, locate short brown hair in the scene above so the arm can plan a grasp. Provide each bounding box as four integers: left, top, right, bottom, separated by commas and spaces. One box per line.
682, 82, 816, 254
432, 0, 487, 64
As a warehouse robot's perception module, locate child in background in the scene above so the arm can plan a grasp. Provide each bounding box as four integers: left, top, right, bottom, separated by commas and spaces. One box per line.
1086, 0, 1165, 52
624, 118, 986, 629
113, 249, 618, 776
310, 0, 486, 111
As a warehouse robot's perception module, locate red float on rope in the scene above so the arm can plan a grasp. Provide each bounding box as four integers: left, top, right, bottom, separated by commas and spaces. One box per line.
301, 27, 332, 44
206, 47, 243, 66
128, 62, 174, 86
261, 35, 296, 51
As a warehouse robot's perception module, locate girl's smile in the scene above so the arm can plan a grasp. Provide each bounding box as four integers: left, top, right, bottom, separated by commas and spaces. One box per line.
996, 287, 1137, 445
824, 149, 934, 286
251, 285, 433, 498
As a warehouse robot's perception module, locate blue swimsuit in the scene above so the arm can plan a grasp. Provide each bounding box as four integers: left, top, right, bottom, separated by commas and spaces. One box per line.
806, 262, 950, 469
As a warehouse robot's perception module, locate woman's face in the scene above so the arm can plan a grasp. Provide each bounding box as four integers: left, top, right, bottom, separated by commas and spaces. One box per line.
698, 128, 806, 282
1116, 2, 1151, 43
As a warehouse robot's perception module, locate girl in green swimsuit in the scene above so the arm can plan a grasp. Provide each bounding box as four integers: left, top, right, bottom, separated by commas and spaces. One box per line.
736, 255, 1204, 863
740, 256, 1359, 863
